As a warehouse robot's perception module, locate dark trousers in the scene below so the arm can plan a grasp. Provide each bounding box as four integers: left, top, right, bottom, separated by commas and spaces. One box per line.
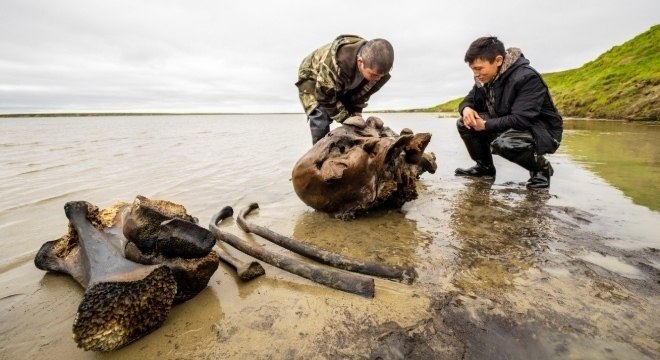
456, 118, 543, 172
308, 107, 332, 144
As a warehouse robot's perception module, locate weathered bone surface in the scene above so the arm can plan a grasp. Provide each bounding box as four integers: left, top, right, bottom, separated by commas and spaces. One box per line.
34, 201, 177, 352
123, 195, 213, 258
34, 196, 221, 351
124, 241, 220, 304
121, 197, 220, 303
292, 117, 437, 218
237, 203, 417, 283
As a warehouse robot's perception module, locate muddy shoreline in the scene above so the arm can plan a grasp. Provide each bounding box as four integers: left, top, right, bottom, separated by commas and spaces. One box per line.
3, 182, 656, 359
1, 114, 658, 359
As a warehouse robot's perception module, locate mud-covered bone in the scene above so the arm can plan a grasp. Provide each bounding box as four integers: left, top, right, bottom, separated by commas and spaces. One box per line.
34, 201, 177, 352
124, 241, 219, 304
122, 195, 199, 254
213, 244, 265, 281
119, 197, 220, 303
155, 218, 216, 258
292, 117, 437, 218
34, 197, 223, 351
124, 198, 265, 282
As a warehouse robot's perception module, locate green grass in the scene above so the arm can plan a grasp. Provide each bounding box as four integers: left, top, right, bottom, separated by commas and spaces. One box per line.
424, 98, 463, 113
427, 25, 660, 120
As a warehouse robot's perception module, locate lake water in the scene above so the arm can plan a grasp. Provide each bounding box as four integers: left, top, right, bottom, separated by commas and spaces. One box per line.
1, 113, 658, 359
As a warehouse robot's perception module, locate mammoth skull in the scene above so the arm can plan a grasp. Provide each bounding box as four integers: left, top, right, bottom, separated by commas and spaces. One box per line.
292, 117, 437, 219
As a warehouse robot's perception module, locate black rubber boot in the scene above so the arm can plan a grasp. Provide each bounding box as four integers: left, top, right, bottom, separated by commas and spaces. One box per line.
455, 163, 496, 177
455, 118, 496, 177
309, 107, 332, 145
526, 156, 554, 189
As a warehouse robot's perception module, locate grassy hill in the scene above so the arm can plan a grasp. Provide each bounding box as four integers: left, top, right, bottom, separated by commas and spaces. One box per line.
423, 97, 463, 113
427, 25, 659, 120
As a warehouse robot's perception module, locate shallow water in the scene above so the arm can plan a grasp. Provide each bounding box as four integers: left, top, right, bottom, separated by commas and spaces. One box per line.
0, 114, 658, 359
561, 120, 660, 212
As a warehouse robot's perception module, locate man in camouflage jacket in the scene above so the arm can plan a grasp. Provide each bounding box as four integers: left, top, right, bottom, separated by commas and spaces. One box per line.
296, 35, 394, 144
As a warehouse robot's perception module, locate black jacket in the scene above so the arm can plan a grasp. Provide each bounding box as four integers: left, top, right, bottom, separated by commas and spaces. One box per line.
459, 56, 563, 155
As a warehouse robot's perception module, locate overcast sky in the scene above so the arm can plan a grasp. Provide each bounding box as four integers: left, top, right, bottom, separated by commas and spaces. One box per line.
1, 0, 658, 114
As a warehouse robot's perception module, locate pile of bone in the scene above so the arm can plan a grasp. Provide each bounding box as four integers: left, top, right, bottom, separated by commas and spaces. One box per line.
34, 196, 220, 352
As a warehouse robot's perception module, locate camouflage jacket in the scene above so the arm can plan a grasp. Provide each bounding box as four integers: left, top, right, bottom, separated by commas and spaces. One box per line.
296, 35, 391, 123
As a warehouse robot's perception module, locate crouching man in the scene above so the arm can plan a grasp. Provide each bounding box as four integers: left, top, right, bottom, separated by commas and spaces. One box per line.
455, 36, 563, 189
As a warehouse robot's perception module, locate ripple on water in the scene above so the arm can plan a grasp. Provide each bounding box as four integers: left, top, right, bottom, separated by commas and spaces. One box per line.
580, 252, 644, 280
542, 266, 571, 278
649, 259, 660, 271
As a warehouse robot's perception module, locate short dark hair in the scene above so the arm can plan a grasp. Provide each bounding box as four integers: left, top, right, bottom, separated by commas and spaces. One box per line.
358, 38, 394, 74
464, 36, 505, 64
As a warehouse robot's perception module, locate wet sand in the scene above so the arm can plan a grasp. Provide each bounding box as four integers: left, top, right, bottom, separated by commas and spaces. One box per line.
0, 114, 658, 359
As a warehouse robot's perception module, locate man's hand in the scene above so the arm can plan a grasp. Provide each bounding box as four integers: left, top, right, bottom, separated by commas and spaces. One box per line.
462, 107, 489, 131
461, 107, 481, 129
343, 115, 366, 129
473, 117, 486, 131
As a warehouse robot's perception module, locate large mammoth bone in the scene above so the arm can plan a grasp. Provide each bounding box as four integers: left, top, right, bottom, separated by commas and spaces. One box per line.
209, 206, 375, 298
34, 201, 177, 352
292, 117, 437, 219
34, 196, 221, 351
236, 203, 417, 283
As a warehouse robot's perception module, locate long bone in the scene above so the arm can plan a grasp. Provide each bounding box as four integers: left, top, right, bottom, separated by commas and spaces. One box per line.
236, 203, 417, 283
213, 244, 265, 281
209, 206, 375, 298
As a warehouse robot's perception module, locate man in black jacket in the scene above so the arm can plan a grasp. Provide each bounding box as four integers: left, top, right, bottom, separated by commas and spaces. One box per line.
455, 36, 563, 188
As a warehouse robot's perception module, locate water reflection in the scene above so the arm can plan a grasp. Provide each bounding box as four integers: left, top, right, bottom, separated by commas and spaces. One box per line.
560, 120, 660, 212
449, 179, 551, 293
291, 209, 427, 268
